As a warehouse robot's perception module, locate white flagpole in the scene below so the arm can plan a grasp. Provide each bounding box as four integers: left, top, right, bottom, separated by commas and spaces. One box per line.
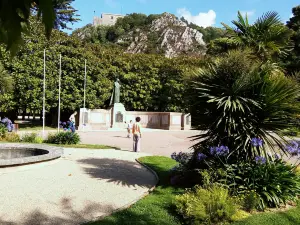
83, 60, 87, 131
42, 49, 46, 137
58, 54, 61, 132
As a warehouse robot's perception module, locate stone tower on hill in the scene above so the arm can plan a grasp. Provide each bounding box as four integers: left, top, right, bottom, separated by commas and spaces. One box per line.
93, 13, 124, 26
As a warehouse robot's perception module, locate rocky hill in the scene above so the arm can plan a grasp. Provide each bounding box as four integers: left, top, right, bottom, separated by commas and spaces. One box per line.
117, 13, 206, 58
72, 12, 222, 58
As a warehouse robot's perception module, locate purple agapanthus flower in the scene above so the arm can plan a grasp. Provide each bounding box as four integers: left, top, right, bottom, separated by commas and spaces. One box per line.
255, 156, 266, 164
197, 153, 207, 161
210, 145, 229, 156
171, 152, 177, 160
286, 141, 300, 156
251, 138, 264, 147
274, 153, 280, 160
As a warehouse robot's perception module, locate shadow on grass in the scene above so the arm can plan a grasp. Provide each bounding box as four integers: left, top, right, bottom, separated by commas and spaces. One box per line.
77, 158, 156, 188
0, 197, 115, 225
86, 156, 184, 225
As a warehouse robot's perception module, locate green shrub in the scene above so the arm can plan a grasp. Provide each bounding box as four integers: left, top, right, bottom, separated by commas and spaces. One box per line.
241, 191, 260, 212
22, 133, 43, 143
0, 124, 7, 138
34, 136, 44, 144
221, 160, 300, 210
1, 132, 20, 142
46, 132, 80, 145
22, 133, 36, 143
175, 184, 237, 224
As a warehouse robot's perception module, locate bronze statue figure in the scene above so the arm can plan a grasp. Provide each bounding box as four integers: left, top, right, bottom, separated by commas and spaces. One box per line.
109, 78, 121, 105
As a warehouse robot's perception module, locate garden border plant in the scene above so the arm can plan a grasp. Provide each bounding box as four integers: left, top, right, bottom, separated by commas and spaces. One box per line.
169, 50, 300, 225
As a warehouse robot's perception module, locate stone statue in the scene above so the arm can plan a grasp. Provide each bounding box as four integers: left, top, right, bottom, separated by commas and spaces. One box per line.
109, 78, 121, 105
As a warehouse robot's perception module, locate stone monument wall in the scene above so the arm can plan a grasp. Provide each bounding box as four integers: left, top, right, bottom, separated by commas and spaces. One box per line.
78, 106, 191, 131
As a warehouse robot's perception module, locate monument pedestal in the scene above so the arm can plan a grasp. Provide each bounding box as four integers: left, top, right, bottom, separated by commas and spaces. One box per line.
110, 103, 126, 129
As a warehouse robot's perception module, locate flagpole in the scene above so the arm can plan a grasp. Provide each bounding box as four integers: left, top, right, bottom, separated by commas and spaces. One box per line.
83, 60, 87, 131
42, 49, 46, 137
58, 54, 61, 132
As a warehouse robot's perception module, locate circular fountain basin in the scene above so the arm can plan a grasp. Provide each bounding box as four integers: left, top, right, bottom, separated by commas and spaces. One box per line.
0, 143, 63, 167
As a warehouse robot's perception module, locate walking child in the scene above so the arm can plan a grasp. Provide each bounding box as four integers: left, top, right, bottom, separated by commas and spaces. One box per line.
127, 120, 133, 138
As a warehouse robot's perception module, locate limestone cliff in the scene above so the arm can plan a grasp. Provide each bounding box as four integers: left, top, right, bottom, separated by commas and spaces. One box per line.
117, 13, 206, 58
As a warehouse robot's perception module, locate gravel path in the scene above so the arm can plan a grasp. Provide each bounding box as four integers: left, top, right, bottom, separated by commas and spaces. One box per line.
0, 148, 156, 225
79, 129, 199, 156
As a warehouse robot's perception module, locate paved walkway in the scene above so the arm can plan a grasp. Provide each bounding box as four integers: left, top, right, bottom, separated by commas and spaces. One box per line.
79, 129, 199, 156
0, 148, 156, 225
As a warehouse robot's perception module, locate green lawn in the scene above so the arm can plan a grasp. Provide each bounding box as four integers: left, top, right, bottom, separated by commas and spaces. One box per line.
87, 156, 183, 225
83, 156, 300, 225
232, 206, 300, 225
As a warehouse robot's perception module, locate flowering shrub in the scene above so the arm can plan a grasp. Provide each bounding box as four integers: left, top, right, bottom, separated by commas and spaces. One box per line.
254, 156, 266, 164
286, 141, 300, 156
1, 117, 13, 132
59, 121, 75, 133
223, 160, 300, 210
251, 138, 264, 147
210, 145, 229, 157
171, 137, 300, 210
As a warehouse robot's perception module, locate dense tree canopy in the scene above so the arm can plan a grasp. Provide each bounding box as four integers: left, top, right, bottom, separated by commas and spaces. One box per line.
0, 17, 202, 124
284, 6, 300, 73
0, 0, 78, 54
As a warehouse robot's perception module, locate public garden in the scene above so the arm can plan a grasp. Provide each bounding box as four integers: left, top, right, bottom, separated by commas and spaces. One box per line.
1, 1, 300, 225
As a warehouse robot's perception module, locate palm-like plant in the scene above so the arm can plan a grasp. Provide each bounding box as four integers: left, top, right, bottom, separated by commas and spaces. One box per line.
220, 11, 292, 61
189, 51, 300, 161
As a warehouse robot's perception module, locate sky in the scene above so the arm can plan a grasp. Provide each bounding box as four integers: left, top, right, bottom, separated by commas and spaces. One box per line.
69, 0, 299, 32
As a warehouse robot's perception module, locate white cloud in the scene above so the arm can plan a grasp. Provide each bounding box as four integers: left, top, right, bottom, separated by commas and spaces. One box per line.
177, 8, 216, 28
290, 13, 294, 18
240, 10, 256, 18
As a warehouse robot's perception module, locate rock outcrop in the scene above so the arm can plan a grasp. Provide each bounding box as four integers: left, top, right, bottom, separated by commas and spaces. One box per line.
118, 13, 206, 58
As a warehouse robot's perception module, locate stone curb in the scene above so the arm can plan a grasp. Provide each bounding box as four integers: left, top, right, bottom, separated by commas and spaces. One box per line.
81, 157, 159, 224
0, 143, 63, 167
135, 158, 159, 190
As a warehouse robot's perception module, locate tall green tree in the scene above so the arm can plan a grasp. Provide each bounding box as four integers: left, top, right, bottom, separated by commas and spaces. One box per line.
285, 5, 300, 73
0, 0, 79, 54
0, 62, 14, 112
52, 0, 80, 30
0, 62, 13, 94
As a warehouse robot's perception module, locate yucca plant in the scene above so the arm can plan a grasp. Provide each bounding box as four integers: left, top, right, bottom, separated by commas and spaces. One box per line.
189, 51, 300, 161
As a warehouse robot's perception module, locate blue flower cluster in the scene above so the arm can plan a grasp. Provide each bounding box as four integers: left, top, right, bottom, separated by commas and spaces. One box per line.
59, 121, 75, 133
197, 153, 208, 161
286, 141, 300, 156
171, 152, 191, 164
274, 153, 280, 160
255, 156, 266, 164
251, 138, 264, 147
0, 117, 13, 132
210, 145, 229, 156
